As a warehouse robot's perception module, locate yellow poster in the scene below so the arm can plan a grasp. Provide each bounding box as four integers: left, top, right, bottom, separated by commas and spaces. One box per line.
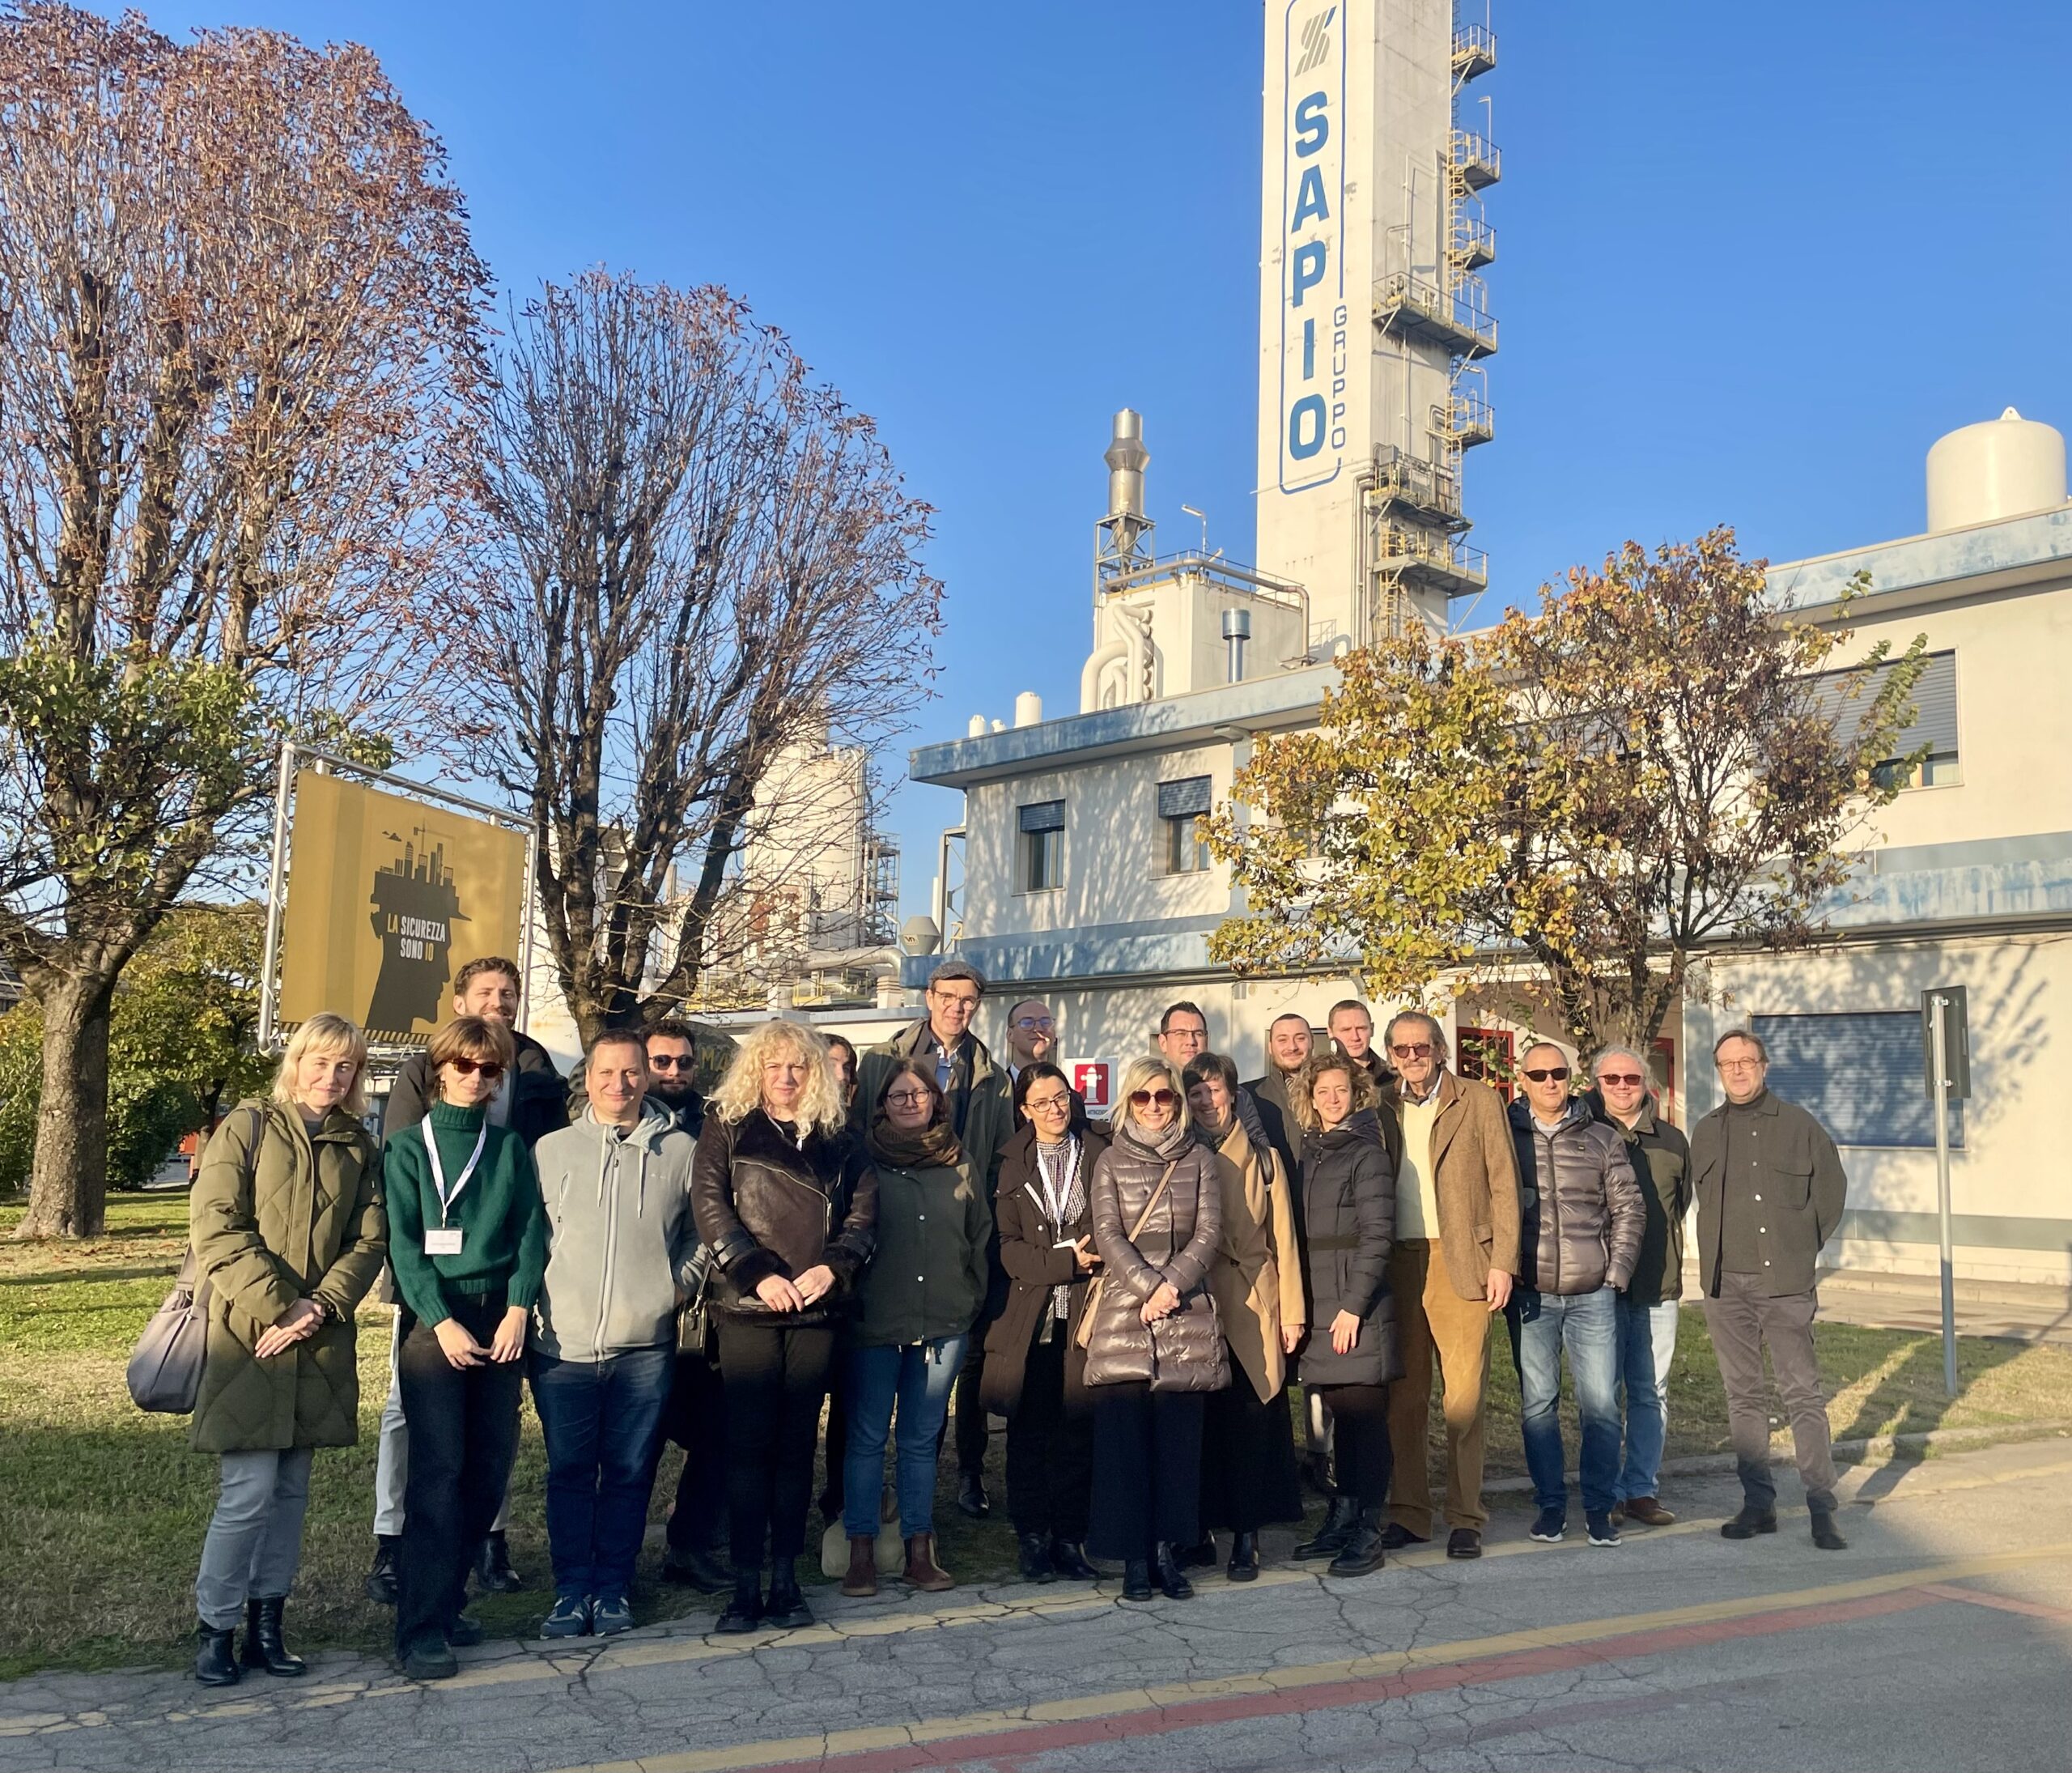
277, 772, 529, 1046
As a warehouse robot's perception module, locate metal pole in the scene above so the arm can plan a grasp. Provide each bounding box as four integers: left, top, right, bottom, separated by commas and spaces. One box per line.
1930, 991, 1958, 1397
516, 820, 540, 1036
256, 742, 296, 1051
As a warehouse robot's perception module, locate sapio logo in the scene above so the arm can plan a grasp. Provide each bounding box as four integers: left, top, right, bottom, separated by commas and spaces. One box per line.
1279, 0, 1346, 491
1293, 3, 1335, 75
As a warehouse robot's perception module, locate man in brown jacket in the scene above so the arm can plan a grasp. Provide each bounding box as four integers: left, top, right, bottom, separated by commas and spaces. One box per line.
1377, 1011, 1522, 1560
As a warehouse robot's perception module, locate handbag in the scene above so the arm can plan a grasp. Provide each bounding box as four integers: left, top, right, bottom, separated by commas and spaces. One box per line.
1074, 1160, 1178, 1354
127, 1246, 211, 1414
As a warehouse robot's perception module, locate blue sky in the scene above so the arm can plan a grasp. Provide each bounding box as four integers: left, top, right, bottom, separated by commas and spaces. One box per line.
128, 1, 2072, 915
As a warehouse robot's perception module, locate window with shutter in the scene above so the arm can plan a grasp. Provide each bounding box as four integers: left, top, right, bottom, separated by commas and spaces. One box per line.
1017, 801, 1064, 891
1751, 1012, 1963, 1150
1805, 650, 1959, 787
1157, 776, 1213, 874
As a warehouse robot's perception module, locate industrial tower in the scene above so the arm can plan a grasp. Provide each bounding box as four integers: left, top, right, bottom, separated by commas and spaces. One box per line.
1255, 0, 1499, 646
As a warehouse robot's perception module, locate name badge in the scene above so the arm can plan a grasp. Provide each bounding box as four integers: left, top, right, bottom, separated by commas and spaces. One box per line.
425, 1227, 464, 1256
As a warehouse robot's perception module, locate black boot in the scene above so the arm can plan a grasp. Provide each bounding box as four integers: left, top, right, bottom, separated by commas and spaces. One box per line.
1810, 1508, 1849, 1551
661, 1543, 732, 1594
1327, 1510, 1386, 1579
1120, 1558, 1154, 1602
475, 1529, 524, 1593
1179, 1534, 1217, 1569
1226, 1530, 1260, 1583
363, 1535, 399, 1606
1051, 1539, 1099, 1582
193, 1621, 240, 1687
240, 1597, 306, 1677
1153, 1542, 1195, 1600
1720, 1504, 1779, 1541
714, 1569, 763, 1635
1295, 1495, 1361, 1559
1018, 1532, 1056, 1584
764, 1557, 813, 1629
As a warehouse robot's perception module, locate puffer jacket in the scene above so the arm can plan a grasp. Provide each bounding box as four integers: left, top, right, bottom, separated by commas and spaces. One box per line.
1297, 1110, 1402, 1388
189, 1099, 387, 1453
1084, 1125, 1227, 1392
1508, 1097, 1645, 1297
691, 1110, 877, 1325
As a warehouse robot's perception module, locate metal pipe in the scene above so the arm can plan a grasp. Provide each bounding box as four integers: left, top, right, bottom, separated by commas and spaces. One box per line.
1222, 608, 1252, 683
256, 742, 297, 1051
1104, 409, 1149, 518
1930, 991, 1957, 1397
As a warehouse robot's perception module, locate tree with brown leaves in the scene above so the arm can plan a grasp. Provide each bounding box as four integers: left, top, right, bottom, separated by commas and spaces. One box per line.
0, 4, 488, 1236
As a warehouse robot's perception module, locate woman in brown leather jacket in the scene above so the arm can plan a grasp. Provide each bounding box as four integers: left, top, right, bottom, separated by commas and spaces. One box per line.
1083, 1054, 1225, 1602
692, 1020, 877, 1635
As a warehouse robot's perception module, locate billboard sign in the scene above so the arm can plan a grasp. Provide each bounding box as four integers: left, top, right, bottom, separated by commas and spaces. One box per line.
277, 771, 529, 1046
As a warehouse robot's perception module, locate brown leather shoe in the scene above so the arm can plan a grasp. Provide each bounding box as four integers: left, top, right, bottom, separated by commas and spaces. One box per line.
902, 1533, 954, 1592
840, 1535, 879, 1597
1623, 1497, 1676, 1527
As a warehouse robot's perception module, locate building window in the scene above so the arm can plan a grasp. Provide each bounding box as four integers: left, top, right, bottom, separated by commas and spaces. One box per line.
1157, 776, 1213, 875
1750, 1011, 1963, 1150
1018, 800, 1064, 892
1808, 648, 1959, 789
1458, 1027, 1514, 1100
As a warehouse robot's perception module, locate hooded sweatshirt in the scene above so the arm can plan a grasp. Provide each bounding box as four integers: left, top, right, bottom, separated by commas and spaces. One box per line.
531, 1101, 701, 1361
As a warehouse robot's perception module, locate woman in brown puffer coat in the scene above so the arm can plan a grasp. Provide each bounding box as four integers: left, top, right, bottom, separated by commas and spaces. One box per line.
1083, 1055, 1225, 1602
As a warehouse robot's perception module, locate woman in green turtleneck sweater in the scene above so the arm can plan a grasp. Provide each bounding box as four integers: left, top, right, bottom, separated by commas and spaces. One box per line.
383, 1015, 546, 1681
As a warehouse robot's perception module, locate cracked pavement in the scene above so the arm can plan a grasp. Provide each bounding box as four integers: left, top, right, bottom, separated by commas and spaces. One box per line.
3, 1436, 2069, 1772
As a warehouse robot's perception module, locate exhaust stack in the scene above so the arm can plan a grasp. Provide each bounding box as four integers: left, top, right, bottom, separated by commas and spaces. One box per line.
1222, 607, 1252, 683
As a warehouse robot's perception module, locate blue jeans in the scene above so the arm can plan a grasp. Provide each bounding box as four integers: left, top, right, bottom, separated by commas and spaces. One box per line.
530, 1345, 674, 1601
1514, 1286, 1621, 1517
843, 1335, 967, 1541
1616, 1297, 1679, 1503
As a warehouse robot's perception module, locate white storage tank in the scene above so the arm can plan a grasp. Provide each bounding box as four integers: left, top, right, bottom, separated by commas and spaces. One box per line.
1926, 408, 2066, 532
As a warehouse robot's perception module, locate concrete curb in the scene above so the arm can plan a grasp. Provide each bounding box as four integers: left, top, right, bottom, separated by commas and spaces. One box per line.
1481, 1418, 2072, 1495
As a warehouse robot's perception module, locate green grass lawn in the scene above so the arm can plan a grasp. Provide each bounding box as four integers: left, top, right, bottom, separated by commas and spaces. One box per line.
4, 1192, 2070, 1681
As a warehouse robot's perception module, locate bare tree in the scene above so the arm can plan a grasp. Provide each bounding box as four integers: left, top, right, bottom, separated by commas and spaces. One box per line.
458, 271, 941, 1040
0, 5, 487, 1236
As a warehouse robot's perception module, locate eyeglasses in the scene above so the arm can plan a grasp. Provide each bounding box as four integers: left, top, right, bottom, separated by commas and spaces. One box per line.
1025, 1092, 1072, 1114
1389, 1043, 1433, 1060
885, 1089, 932, 1108
1012, 1015, 1055, 1031
648, 1054, 694, 1071
929, 989, 980, 1009
1522, 1066, 1570, 1083
447, 1057, 505, 1081
1717, 1057, 1765, 1072
1129, 1088, 1178, 1108
1596, 1072, 1645, 1087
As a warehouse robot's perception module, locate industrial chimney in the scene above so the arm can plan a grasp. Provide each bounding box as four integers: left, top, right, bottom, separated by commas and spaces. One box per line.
1222, 608, 1252, 683
1093, 409, 1156, 595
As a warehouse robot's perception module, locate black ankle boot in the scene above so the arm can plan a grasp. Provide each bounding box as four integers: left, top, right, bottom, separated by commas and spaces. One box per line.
193, 1621, 240, 1687
1153, 1542, 1195, 1600
1810, 1509, 1849, 1551
1017, 1532, 1056, 1584
1226, 1530, 1260, 1582
1295, 1495, 1361, 1559
240, 1597, 306, 1677
764, 1557, 813, 1629
714, 1569, 763, 1634
1327, 1510, 1386, 1579
1051, 1539, 1099, 1581
364, 1535, 400, 1606
1121, 1558, 1154, 1601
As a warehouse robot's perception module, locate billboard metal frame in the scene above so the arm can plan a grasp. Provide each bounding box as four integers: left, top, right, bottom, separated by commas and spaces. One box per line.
256, 742, 540, 1052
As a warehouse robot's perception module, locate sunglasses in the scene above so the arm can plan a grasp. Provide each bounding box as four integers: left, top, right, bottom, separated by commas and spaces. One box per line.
648, 1054, 694, 1071
1389, 1043, 1433, 1059
1596, 1072, 1645, 1087
1129, 1088, 1178, 1108
1522, 1066, 1570, 1083
447, 1057, 505, 1081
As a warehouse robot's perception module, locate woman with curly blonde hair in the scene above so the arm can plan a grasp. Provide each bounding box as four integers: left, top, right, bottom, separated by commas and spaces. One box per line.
691, 1020, 877, 1633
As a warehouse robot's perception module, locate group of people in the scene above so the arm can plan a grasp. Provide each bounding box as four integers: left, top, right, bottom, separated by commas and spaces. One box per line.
180, 955, 1852, 1689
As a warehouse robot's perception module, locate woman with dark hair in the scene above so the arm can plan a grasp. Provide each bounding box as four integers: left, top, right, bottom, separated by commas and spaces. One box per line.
839, 1058, 990, 1596
1289, 1052, 1399, 1580
692, 1020, 877, 1633
825, 1035, 860, 1108
1083, 1055, 1225, 1601
1182, 1052, 1304, 1581
980, 1063, 1109, 1583
384, 1015, 547, 1678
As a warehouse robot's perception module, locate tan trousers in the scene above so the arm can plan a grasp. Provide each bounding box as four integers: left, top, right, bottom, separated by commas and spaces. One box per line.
1384, 1239, 1492, 1535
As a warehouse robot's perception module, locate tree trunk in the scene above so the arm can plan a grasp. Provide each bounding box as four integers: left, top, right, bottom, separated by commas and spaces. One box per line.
13, 973, 117, 1239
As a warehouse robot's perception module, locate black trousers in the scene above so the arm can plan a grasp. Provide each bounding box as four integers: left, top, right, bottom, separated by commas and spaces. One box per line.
395, 1293, 524, 1653
952, 1334, 991, 1478
1313, 1381, 1393, 1507
1004, 1332, 1093, 1541
1087, 1384, 1204, 1560
664, 1352, 728, 1555
716, 1320, 836, 1568
1200, 1359, 1302, 1533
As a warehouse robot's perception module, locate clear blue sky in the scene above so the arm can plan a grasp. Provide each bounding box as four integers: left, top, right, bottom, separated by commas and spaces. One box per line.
125, 1, 2072, 916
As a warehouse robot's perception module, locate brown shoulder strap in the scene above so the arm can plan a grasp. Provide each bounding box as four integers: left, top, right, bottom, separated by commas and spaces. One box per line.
1126, 1160, 1178, 1243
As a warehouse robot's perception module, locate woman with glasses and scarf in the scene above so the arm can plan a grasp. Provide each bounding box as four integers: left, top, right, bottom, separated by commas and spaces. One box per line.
1082, 1054, 1225, 1601
981, 1063, 1110, 1584
383, 1015, 548, 1680
839, 1059, 991, 1597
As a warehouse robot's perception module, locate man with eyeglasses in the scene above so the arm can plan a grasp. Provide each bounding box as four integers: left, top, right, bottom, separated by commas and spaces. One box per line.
1586, 1045, 1690, 1529
1003, 999, 1057, 1085
366, 956, 569, 1605
1692, 1029, 1850, 1552
1506, 1041, 1644, 1550
857, 960, 1014, 1517
1157, 1001, 1280, 1176
1375, 1011, 1520, 1560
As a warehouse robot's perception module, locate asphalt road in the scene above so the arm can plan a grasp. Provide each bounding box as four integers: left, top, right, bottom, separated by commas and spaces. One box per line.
4, 1435, 2069, 1773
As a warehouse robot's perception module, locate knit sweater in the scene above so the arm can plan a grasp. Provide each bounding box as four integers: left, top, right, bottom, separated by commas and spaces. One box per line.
384, 1101, 548, 1327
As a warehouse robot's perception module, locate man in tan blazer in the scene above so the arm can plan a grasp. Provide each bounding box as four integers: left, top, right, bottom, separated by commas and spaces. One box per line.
1377, 1011, 1522, 1559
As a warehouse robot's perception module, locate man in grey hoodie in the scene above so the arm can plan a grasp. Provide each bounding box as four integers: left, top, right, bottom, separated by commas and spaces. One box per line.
529, 1030, 700, 1640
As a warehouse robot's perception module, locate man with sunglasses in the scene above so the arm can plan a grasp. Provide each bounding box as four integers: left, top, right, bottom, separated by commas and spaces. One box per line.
1507, 1042, 1644, 1550
367, 957, 569, 1605
1692, 1029, 1850, 1552
1003, 999, 1057, 1085
1376, 1011, 1520, 1561
1585, 1046, 1690, 1529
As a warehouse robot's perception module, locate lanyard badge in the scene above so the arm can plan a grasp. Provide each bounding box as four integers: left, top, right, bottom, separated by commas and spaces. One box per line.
421, 1119, 486, 1256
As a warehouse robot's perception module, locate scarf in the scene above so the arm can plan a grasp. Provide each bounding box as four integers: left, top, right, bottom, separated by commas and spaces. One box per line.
1117, 1114, 1191, 1162
867, 1112, 965, 1171
1190, 1109, 1233, 1154
1032, 1134, 1085, 1322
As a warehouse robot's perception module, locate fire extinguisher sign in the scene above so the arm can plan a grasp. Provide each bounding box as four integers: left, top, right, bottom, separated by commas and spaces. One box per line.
1072, 1060, 1116, 1116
